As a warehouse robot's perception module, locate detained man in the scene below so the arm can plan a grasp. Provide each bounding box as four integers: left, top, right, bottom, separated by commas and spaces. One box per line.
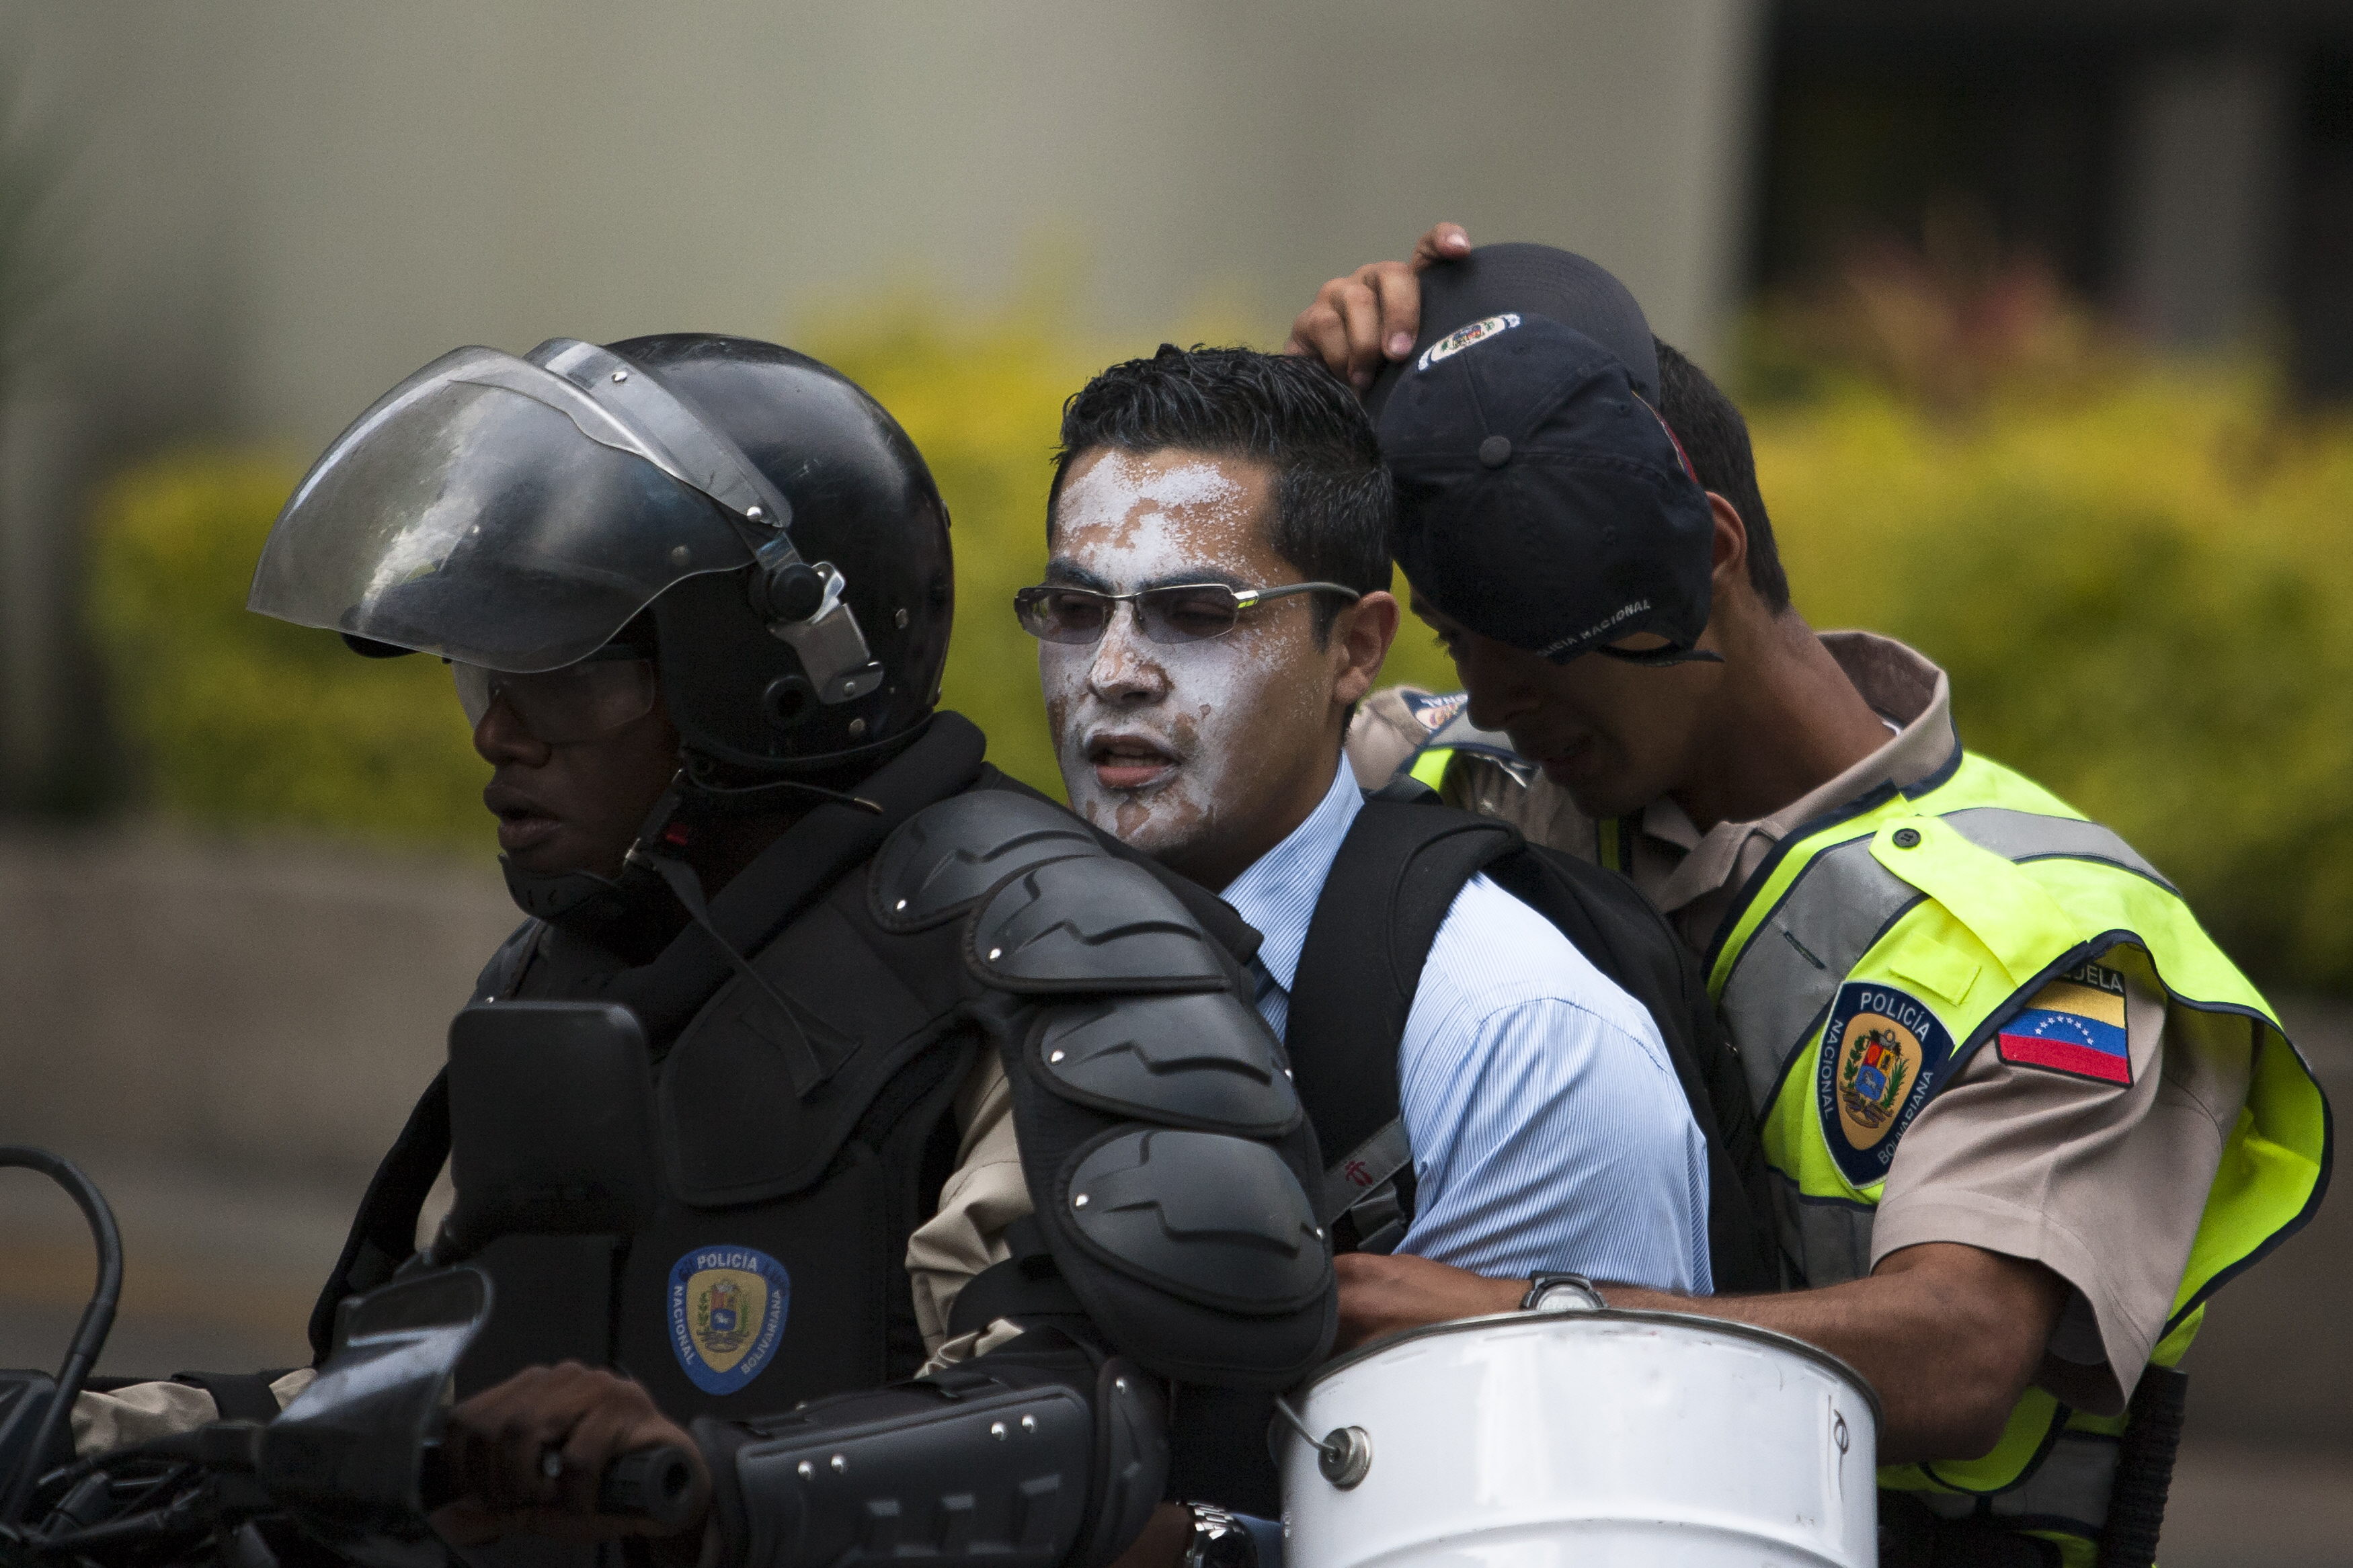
1027, 345, 1708, 1299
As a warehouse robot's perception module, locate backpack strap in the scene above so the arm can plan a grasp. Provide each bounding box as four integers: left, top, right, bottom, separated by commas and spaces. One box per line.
1478, 846, 1780, 1292
1286, 793, 1522, 1252
1287, 784, 1782, 1291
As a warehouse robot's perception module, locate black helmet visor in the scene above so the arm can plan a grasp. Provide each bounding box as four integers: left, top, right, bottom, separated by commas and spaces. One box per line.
249, 342, 787, 673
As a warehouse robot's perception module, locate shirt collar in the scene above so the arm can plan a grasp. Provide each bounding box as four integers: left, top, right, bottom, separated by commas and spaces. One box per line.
1216, 761, 1363, 995
1639, 630, 1954, 903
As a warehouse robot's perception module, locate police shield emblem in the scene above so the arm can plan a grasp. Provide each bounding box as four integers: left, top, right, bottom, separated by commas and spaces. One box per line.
1817, 981, 1955, 1187
668, 1246, 791, 1395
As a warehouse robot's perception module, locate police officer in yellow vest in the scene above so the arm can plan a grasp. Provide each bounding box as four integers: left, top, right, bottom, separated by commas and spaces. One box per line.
1289, 231, 2331, 1568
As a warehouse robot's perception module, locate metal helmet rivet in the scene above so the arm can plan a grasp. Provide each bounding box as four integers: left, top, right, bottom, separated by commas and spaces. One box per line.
895, 608, 910, 629
745, 505, 764, 521
1049, 1049, 1066, 1063
1021, 1415, 1038, 1433
988, 948, 1002, 961
848, 717, 867, 738
1073, 1193, 1089, 1207
990, 1421, 1007, 1440
610, 369, 629, 382
830, 1454, 847, 1474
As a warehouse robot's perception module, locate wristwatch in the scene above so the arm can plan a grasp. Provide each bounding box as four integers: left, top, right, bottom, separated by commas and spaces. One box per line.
1521, 1271, 1605, 1312
1182, 1503, 1258, 1568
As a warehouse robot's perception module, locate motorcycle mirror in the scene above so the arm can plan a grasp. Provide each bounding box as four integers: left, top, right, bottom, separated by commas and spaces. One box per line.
438, 1001, 660, 1260
261, 1266, 491, 1565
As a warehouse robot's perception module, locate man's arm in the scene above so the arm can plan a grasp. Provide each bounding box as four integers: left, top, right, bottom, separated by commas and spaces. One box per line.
1332, 1241, 2066, 1466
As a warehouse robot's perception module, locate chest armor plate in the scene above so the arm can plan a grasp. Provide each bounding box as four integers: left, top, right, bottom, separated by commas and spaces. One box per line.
459, 867, 973, 1421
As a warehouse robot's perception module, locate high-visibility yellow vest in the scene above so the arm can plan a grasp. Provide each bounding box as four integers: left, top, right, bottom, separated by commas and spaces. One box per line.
1413, 738, 2331, 1565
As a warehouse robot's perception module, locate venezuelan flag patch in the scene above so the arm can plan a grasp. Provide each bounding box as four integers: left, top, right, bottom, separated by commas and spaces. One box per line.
1997, 960, 2132, 1085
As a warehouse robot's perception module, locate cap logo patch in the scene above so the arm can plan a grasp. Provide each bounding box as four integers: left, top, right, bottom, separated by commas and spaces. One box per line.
1818, 981, 1954, 1187
1997, 960, 2132, 1085
669, 1245, 791, 1395
1417, 313, 1521, 371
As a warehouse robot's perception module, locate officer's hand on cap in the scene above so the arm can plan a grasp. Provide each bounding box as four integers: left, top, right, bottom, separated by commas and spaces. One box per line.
432, 1362, 712, 1549
1284, 222, 1472, 392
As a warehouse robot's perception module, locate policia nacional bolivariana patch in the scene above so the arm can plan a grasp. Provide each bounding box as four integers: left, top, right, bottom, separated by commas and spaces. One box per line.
1818, 981, 1956, 1187
669, 1245, 791, 1396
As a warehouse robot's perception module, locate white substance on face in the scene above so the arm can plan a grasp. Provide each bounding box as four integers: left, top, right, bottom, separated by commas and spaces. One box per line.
1041, 451, 1326, 872
1053, 448, 1249, 536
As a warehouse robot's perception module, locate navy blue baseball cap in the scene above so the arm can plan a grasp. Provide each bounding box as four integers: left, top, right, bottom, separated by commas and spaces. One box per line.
1378, 311, 1720, 667
1365, 242, 1661, 419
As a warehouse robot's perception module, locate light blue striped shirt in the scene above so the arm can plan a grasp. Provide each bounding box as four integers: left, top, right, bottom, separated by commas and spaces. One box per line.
1220, 764, 1711, 1293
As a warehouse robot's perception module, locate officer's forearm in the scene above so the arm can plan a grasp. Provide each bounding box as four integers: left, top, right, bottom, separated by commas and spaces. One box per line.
1601, 1241, 2067, 1465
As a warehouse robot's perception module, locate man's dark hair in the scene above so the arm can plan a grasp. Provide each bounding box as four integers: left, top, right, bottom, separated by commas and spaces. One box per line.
1049, 344, 1394, 642
1652, 337, 1792, 613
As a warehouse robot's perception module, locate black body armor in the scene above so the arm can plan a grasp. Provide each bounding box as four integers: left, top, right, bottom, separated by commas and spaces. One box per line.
313, 714, 1333, 1566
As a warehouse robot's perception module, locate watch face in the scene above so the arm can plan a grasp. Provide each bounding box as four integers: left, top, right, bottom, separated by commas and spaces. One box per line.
1525, 1274, 1603, 1312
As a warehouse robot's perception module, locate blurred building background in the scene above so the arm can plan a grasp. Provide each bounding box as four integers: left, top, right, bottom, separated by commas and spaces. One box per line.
0, 3, 2347, 1561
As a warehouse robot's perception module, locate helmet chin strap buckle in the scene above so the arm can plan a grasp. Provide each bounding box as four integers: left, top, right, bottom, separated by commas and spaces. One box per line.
755, 547, 885, 704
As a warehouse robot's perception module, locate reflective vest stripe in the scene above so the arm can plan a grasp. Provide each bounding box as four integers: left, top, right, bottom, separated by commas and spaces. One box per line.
1710, 749, 2329, 1546
1407, 746, 1453, 792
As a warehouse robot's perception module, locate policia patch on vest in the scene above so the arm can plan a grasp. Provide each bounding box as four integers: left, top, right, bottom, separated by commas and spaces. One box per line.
669, 1246, 790, 1395
1997, 959, 2132, 1085
1819, 982, 1954, 1186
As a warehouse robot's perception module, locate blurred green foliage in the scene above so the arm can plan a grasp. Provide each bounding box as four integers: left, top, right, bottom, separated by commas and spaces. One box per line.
88, 453, 488, 847
81, 283, 2353, 990
1757, 373, 2353, 990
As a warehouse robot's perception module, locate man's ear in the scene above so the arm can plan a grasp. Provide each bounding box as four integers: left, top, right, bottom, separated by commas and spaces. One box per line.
1706, 492, 1749, 591
1334, 589, 1400, 708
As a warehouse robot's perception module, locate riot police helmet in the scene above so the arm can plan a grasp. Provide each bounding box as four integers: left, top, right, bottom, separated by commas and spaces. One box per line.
249, 333, 954, 780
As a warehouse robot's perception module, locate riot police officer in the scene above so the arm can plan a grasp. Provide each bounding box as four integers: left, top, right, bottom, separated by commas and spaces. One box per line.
247, 333, 1336, 1563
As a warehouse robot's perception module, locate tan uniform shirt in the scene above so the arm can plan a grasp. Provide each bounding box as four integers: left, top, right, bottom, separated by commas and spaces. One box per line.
1345, 632, 2249, 1415
904, 1048, 1033, 1368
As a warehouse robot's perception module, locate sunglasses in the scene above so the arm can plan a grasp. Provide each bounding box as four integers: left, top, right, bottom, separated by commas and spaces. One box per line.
452, 645, 658, 743
1013, 580, 1362, 645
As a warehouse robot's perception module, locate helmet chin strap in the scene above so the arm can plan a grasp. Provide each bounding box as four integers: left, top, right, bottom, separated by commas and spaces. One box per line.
493, 750, 887, 939
580, 765, 854, 1095
496, 776, 694, 948
489, 765, 864, 1099
676, 753, 885, 817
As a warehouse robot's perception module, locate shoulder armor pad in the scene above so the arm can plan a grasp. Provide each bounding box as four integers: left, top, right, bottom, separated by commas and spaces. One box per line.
1035, 992, 1298, 1137
870, 790, 1106, 933
969, 858, 1230, 995
1062, 1128, 1325, 1314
